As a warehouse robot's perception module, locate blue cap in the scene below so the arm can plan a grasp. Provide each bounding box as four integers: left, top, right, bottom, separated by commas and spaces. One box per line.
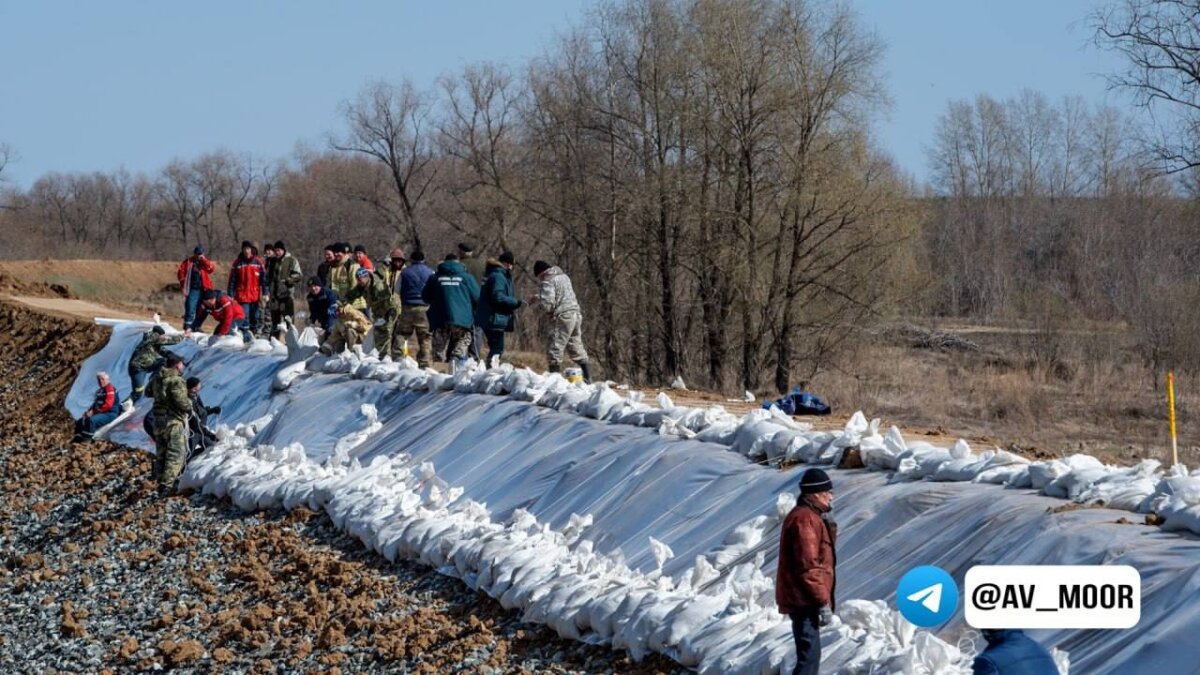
355, 267, 372, 279
193, 245, 204, 255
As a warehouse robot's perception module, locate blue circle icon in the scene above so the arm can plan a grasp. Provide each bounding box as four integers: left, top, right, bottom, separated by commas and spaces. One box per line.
896, 565, 959, 627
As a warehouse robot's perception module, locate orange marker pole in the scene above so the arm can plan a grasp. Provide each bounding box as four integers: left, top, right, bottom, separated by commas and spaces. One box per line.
1167, 372, 1178, 466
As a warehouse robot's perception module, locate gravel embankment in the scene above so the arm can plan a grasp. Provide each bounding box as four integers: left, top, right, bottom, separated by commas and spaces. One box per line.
0, 302, 683, 674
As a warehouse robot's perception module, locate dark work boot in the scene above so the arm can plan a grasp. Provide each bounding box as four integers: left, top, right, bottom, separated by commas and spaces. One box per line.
579, 361, 592, 384
548, 363, 561, 374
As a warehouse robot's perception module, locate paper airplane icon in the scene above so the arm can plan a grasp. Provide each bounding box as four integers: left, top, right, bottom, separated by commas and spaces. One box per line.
906, 583, 943, 613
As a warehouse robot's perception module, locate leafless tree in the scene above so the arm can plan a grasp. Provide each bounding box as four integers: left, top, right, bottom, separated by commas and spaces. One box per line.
1093, 0, 1200, 173
333, 80, 439, 251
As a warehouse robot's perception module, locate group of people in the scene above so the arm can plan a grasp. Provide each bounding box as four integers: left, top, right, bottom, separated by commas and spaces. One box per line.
777, 468, 1058, 675
72, 325, 221, 493
181, 239, 593, 380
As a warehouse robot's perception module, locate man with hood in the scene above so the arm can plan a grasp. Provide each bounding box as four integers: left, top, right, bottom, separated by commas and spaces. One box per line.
395, 250, 435, 367
266, 240, 303, 340
126, 325, 183, 404
527, 260, 592, 383
776, 468, 837, 675
422, 252, 480, 367
177, 245, 215, 327
228, 240, 267, 335
476, 252, 523, 364
345, 266, 403, 358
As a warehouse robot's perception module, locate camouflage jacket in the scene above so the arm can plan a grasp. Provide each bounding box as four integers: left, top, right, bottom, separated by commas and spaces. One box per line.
148, 368, 192, 422
345, 272, 401, 318
130, 331, 183, 371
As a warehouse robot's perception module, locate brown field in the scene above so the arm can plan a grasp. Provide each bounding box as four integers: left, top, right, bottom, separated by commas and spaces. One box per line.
4, 259, 1193, 468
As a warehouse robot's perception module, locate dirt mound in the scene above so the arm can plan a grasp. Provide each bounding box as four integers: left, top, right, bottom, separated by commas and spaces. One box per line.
0, 300, 681, 674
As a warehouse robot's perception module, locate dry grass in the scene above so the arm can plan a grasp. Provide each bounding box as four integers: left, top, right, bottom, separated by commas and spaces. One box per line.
0, 259, 204, 319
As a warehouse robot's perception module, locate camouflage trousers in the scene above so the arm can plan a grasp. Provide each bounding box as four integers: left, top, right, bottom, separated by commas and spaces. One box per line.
321, 321, 365, 355
152, 417, 188, 487
547, 311, 589, 369
395, 305, 434, 367
371, 310, 401, 359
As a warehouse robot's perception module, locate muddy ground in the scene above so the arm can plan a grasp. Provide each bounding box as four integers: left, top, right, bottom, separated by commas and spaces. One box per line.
0, 301, 681, 674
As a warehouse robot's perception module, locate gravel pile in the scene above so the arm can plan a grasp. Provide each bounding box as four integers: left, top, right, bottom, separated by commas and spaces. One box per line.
0, 302, 682, 674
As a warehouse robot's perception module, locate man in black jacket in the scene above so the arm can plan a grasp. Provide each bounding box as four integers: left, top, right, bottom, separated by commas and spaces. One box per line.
185, 376, 220, 456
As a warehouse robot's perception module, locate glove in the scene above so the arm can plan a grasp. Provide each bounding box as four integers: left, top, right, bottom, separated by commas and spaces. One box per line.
818, 606, 833, 627
208, 406, 222, 415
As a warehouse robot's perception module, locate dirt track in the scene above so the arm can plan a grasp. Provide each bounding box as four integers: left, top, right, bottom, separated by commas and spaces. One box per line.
0, 300, 680, 673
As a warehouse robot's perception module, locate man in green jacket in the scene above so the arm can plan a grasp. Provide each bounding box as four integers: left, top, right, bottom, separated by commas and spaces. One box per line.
127, 326, 184, 404
146, 353, 192, 491
422, 254, 481, 368
476, 252, 523, 365
345, 267, 403, 359
265, 240, 303, 340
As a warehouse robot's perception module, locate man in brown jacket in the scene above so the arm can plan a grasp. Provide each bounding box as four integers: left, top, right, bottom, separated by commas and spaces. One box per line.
776, 468, 836, 675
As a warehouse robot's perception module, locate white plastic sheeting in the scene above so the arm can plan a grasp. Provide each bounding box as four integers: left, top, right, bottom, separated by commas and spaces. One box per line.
67, 322, 1200, 674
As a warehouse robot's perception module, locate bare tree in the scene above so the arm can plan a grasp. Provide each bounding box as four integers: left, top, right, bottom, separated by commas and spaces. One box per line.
1093, 0, 1200, 173
333, 80, 438, 251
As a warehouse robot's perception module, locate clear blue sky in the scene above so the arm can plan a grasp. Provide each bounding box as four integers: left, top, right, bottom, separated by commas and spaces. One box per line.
0, 0, 1122, 188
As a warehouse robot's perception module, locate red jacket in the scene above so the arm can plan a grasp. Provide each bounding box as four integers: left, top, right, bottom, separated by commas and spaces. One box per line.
178, 256, 216, 295
775, 498, 837, 614
228, 254, 267, 304
208, 294, 245, 336
91, 383, 117, 414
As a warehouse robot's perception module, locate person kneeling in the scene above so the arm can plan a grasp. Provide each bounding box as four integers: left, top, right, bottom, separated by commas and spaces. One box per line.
319, 302, 372, 356
73, 372, 120, 443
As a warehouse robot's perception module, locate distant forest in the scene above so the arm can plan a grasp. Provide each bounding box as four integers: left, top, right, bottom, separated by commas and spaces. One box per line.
2, 0, 1198, 391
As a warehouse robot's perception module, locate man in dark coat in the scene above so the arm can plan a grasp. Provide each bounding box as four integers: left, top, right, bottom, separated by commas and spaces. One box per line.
305, 277, 340, 334
185, 376, 220, 456
395, 250, 435, 367
776, 468, 837, 675
475, 252, 523, 364
972, 630, 1058, 675
421, 253, 480, 367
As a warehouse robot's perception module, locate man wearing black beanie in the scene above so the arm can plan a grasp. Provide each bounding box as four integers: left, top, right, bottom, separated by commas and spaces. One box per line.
776, 467, 837, 675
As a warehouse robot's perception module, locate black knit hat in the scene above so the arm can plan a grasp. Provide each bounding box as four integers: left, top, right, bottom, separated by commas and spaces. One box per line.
533, 260, 550, 276
241, 240, 254, 250
307, 276, 322, 287
411, 250, 426, 262
457, 242, 474, 253
798, 468, 833, 494
186, 376, 201, 389
274, 240, 286, 251
151, 325, 166, 335
499, 251, 515, 265
353, 244, 367, 254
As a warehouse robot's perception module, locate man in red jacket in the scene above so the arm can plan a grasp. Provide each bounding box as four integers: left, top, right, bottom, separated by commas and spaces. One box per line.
178, 245, 215, 327
73, 371, 120, 442
228, 241, 266, 336
776, 468, 837, 675
191, 290, 249, 343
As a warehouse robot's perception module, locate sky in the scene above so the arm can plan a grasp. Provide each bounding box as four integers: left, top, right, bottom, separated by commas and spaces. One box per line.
0, 0, 1123, 188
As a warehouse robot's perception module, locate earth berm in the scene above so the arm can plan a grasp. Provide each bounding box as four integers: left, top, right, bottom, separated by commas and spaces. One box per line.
0, 300, 682, 674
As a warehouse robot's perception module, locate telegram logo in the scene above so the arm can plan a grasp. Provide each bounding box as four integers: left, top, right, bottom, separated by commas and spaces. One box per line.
897, 565, 959, 627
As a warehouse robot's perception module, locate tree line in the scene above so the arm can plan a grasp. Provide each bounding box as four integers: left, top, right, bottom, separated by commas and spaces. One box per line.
1, 0, 1198, 391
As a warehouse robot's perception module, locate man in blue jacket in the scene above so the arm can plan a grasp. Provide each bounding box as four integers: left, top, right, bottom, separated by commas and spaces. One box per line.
395, 250, 435, 367
422, 253, 480, 369
305, 277, 340, 334
476, 252, 523, 365
973, 629, 1058, 675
